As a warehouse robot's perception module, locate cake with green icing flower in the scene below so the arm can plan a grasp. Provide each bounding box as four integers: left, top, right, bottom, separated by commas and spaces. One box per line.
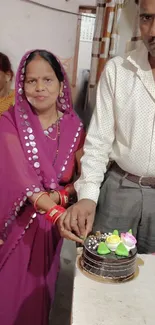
81, 229, 137, 282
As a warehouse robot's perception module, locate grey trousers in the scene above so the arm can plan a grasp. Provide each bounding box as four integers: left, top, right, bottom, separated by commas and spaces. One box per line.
93, 170, 155, 253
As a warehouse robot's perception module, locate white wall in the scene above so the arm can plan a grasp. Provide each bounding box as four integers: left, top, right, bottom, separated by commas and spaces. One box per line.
77, 42, 93, 85
77, 12, 95, 86
0, 0, 96, 79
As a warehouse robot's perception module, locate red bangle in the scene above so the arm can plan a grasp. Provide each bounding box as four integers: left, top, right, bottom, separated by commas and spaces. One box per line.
59, 189, 69, 208
46, 205, 66, 225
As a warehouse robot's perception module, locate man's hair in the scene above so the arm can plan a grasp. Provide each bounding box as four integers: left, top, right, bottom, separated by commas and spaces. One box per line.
135, 0, 139, 4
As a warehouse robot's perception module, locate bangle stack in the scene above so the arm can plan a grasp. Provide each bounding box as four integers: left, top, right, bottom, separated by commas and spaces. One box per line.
58, 189, 69, 208
46, 205, 66, 225
57, 183, 73, 208
33, 184, 73, 216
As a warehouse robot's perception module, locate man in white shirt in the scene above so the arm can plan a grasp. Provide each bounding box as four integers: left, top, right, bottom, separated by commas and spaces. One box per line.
58, 0, 155, 252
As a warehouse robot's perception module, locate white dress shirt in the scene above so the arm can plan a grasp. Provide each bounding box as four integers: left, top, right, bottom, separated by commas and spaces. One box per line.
75, 41, 155, 203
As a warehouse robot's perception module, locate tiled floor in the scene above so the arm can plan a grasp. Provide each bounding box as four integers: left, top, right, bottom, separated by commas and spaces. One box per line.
49, 240, 76, 325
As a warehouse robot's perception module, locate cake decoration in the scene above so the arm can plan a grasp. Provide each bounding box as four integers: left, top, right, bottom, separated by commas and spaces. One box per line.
105, 234, 121, 251
121, 232, 137, 251
112, 229, 119, 236
87, 232, 112, 251
115, 242, 129, 257
86, 230, 136, 256
81, 229, 137, 282
97, 242, 111, 255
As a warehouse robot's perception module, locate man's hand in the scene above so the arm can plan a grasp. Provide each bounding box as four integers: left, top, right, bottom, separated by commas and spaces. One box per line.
58, 199, 96, 241
57, 213, 84, 244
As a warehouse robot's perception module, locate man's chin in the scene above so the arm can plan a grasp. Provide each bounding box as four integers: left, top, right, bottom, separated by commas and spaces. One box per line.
147, 44, 155, 58
149, 50, 155, 58
143, 41, 155, 57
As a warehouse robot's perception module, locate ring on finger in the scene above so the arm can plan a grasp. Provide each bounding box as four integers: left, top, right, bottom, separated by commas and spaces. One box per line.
72, 217, 78, 222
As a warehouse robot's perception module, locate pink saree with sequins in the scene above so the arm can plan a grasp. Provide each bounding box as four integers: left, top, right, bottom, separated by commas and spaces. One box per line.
0, 51, 84, 325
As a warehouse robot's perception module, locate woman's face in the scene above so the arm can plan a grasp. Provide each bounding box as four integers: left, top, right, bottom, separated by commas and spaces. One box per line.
24, 55, 63, 113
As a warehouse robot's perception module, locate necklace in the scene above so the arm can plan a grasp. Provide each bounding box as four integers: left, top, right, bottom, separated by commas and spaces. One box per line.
43, 111, 60, 166
44, 111, 59, 141
44, 111, 60, 166
44, 121, 60, 166
44, 122, 59, 140
52, 122, 60, 166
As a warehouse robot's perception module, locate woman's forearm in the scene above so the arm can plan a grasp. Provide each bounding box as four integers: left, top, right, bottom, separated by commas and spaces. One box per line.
29, 192, 56, 212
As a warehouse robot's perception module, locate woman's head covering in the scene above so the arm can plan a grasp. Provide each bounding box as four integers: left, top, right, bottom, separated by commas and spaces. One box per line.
0, 50, 83, 244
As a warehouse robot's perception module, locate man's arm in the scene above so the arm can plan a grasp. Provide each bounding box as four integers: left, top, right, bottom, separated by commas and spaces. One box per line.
75, 60, 115, 203
57, 60, 116, 240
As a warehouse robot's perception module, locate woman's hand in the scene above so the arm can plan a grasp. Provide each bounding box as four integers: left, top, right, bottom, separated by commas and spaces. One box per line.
57, 212, 84, 244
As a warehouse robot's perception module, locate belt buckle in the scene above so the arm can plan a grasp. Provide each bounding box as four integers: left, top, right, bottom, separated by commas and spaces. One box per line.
139, 176, 147, 188
139, 175, 153, 188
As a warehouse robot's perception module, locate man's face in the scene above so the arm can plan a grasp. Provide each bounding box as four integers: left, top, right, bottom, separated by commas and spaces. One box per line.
139, 0, 155, 57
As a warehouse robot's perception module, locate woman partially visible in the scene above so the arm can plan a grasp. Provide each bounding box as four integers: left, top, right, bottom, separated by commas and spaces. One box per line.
0, 50, 85, 325
0, 52, 14, 116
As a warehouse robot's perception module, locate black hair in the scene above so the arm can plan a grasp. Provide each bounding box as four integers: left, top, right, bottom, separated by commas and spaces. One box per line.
25, 50, 64, 82
135, 0, 139, 4
0, 52, 14, 80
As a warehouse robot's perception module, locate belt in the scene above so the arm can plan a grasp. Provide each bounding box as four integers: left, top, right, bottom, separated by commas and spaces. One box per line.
112, 163, 155, 188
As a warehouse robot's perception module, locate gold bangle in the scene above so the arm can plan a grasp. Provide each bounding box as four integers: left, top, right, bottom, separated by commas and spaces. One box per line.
34, 192, 49, 210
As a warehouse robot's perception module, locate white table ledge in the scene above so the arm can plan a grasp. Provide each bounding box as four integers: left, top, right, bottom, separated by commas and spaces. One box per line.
72, 254, 155, 325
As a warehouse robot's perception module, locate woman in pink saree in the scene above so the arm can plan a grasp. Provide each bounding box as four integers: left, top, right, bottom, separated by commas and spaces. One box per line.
0, 50, 85, 325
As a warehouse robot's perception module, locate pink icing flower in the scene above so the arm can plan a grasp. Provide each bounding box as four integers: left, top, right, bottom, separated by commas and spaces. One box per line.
121, 232, 137, 248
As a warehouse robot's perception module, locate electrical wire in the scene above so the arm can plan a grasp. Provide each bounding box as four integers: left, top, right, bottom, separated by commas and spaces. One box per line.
22, 0, 96, 19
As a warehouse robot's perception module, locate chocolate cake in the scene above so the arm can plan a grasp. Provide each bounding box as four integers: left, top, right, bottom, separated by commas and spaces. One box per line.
81, 230, 137, 282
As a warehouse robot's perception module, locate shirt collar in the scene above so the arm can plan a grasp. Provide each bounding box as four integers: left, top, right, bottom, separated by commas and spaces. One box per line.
125, 41, 155, 100
126, 41, 150, 72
